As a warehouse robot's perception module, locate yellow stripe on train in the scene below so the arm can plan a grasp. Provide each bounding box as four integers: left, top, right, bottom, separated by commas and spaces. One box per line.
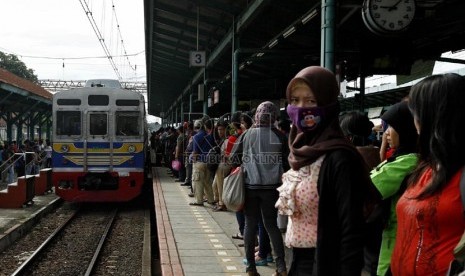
64, 155, 134, 166
53, 143, 144, 153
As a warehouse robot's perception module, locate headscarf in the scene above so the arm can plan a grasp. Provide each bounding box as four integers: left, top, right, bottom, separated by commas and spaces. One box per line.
286, 66, 357, 170
254, 101, 278, 127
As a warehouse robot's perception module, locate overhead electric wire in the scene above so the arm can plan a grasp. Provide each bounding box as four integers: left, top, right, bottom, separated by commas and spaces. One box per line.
78, 0, 122, 81
11, 50, 145, 60
111, 0, 137, 72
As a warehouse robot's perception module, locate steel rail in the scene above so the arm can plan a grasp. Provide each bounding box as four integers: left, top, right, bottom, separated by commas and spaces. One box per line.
84, 208, 118, 276
11, 208, 81, 276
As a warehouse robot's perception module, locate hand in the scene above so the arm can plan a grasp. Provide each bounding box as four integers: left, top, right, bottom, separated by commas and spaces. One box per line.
389, 0, 402, 11
380, 0, 402, 11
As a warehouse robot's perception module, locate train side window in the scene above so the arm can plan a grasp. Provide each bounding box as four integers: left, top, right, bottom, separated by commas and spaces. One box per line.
115, 111, 139, 136
56, 111, 81, 136
90, 113, 108, 135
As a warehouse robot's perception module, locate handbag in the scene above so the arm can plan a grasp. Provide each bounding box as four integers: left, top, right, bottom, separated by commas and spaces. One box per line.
222, 166, 245, 212
447, 167, 465, 276
171, 159, 181, 171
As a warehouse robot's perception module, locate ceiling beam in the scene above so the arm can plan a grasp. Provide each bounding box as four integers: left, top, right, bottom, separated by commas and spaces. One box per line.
155, 2, 230, 29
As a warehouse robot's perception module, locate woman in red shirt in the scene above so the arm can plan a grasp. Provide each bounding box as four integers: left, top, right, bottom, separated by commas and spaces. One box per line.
390, 73, 465, 275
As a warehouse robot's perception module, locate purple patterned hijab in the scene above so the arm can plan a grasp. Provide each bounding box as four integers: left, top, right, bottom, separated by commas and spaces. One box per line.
254, 101, 278, 127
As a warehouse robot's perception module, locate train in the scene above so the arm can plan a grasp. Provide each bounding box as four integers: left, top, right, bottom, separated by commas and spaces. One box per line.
51, 79, 148, 202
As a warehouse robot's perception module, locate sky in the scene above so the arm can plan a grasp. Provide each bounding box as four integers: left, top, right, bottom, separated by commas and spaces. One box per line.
0, 0, 160, 122
0, 0, 146, 82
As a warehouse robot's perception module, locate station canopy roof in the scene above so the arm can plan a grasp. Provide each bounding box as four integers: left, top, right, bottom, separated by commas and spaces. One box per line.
0, 68, 52, 114
144, 0, 465, 117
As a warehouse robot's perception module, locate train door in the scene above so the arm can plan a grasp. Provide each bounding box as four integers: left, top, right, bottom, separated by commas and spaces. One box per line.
86, 112, 110, 171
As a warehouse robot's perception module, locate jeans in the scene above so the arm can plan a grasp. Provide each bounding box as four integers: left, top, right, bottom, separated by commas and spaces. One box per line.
236, 210, 245, 236
244, 188, 286, 273
7, 165, 14, 183
185, 159, 193, 183
177, 157, 186, 181
258, 214, 272, 259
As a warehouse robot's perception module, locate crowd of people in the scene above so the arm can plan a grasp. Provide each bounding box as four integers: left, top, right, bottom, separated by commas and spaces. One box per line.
0, 138, 52, 185
149, 66, 465, 276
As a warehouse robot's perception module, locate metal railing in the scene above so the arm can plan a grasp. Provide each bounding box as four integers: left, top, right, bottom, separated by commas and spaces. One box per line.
0, 152, 44, 185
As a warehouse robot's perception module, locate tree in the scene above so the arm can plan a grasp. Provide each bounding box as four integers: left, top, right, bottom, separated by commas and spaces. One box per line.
0, 51, 39, 83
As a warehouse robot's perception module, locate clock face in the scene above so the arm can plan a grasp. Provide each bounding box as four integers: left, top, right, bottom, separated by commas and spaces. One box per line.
363, 0, 416, 34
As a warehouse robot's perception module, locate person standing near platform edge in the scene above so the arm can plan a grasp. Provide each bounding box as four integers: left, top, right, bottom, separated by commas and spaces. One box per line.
277, 66, 371, 276
189, 117, 215, 206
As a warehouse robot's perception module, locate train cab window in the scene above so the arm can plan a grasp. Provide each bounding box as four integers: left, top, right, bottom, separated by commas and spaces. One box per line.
56, 111, 81, 136
115, 111, 139, 136
88, 95, 109, 106
57, 99, 81, 105
89, 114, 108, 136
116, 99, 140, 106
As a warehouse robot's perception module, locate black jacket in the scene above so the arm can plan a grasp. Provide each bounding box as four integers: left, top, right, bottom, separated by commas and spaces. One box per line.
315, 149, 367, 276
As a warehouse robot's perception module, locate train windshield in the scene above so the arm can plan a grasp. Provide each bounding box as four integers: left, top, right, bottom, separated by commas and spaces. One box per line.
115, 111, 140, 136
56, 111, 81, 136
89, 113, 108, 135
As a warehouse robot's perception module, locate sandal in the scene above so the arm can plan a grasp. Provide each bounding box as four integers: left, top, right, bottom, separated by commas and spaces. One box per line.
189, 202, 204, 206
232, 233, 243, 240
243, 256, 268, 266
213, 205, 227, 212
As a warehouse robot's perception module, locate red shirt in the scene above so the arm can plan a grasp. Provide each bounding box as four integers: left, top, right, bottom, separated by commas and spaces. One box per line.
225, 129, 242, 157
391, 167, 465, 276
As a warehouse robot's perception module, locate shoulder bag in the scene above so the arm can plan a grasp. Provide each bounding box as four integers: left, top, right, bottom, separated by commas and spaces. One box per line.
222, 166, 245, 212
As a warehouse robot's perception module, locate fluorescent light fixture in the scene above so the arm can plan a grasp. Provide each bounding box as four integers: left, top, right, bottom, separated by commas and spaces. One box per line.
256, 52, 265, 57
301, 10, 317, 25
283, 27, 296, 38
268, 39, 278, 48
239, 64, 245, 70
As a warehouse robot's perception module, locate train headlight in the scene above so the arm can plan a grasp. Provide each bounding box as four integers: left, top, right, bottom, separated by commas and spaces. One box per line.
61, 145, 69, 153
128, 144, 136, 153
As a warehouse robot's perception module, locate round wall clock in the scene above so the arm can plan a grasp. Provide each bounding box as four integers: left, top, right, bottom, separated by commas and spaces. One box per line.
362, 0, 416, 35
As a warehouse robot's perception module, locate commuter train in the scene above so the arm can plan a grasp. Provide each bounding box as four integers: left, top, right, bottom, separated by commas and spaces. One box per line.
52, 79, 147, 202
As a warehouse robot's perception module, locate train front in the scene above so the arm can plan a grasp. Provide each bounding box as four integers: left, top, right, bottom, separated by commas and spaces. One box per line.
52, 86, 146, 202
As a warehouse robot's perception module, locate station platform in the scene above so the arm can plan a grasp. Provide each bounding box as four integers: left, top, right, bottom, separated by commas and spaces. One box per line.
0, 167, 287, 276
152, 166, 281, 276
0, 191, 60, 252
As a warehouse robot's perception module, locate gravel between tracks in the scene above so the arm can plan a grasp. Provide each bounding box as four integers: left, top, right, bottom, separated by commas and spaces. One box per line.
0, 203, 146, 276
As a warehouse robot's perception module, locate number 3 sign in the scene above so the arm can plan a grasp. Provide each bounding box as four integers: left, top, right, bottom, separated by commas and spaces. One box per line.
189, 51, 206, 67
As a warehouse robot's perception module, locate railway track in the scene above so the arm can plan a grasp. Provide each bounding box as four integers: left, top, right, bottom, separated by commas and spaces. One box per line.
10, 207, 119, 276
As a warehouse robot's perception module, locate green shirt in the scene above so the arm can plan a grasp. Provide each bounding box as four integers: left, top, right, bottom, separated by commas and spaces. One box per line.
370, 153, 418, 276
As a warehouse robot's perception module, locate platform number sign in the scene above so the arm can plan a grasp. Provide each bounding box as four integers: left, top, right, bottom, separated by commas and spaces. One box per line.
190, 51, 206, 67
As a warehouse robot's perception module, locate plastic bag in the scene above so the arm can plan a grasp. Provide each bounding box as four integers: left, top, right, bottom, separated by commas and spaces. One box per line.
171, 159, 181, 171
222, 167, 245, 211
